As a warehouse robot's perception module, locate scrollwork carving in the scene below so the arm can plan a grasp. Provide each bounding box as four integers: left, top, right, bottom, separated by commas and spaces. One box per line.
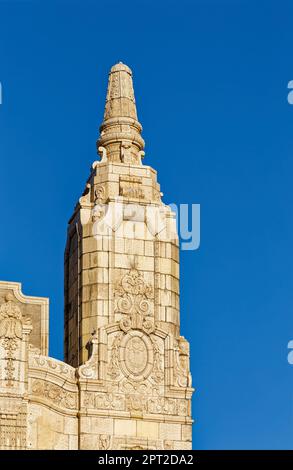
78, 333, 99, 379
30, 354, 76, 379
79, 183, 91, 206
31, 379, 77, 410
83, 392, 124, 411
115, 268, 154, 331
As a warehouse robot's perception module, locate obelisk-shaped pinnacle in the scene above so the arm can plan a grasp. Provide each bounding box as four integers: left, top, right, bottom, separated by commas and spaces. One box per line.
97, 62, 145, 164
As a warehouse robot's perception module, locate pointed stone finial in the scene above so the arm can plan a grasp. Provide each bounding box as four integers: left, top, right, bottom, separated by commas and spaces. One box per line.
104, 62, 137, 121
97, 62, 145, 164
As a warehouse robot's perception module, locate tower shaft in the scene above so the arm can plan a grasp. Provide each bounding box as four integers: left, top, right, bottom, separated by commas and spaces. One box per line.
64, 63, 193, 449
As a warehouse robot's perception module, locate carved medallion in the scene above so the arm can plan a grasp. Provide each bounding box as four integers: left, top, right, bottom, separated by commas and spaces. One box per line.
119, 330, 153, 381
125, 336, 148, 375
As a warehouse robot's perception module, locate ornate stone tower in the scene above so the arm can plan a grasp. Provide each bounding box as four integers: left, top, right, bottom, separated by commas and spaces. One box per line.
0, 63, 193, 450
63, 62, 193, 449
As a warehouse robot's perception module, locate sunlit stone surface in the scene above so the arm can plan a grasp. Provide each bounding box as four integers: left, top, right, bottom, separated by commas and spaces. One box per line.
0, 63, 193, 450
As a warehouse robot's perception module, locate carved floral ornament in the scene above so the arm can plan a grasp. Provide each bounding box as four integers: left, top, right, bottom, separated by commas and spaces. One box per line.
82, 388, 189, 417
79, 268, 190, 400
31, 379, 77, 410
0, 294, 31, 387
115, 268, 155, 333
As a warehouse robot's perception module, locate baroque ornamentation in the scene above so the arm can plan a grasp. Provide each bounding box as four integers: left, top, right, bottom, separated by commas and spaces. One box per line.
0, 410, 27, 449
174, 337, 192, 388
0, 295, 24, 387
97, 146, 107, 163
107, 332, 123, 379
125, 393, 147, 413
120, 380, 153, 396
0, 295, 23, 339
147, 397, 188, 416
94, 184, 106, 204
83, 392, 125, 411
108, 329, 163, 384
150, 338, 164, 384
30, 354, 76, 380
125, 336, 148, 374
82, 385, 188, 417
78, 333, 99, 379
79, 183, 91, 207
29, 344, 41, 355
31, 379, 77, 410
119, 331, 154, 382
115, 268, 154, 332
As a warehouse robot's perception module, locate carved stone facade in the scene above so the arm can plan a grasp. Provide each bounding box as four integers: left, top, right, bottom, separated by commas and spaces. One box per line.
0, 63, 193, 449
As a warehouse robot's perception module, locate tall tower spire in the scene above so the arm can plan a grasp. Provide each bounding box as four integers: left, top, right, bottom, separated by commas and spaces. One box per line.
97, 62, 145, 164
64, 63, 193, 450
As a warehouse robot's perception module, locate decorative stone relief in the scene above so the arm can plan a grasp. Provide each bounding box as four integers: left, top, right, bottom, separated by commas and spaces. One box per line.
174, 336, 192, 388
119, 175, 145, 199
115, 268, 154, 331
125, 393, 147, 413
94, 184, 106, 204
97, 146, 107, 163
121, 143, 134, 164
108, 332, 123, 379
151, 338, 164, 383
120, 330, 153, 381
98, 434, 111, 450
107, 329, 164, 386
29, 354, 76, 381
0, 407, 27, 449
0, 294, 30, 388
29, 344, 41, 355
92, 203, 107, 223
78, 334, 99, 379
30, 379, 77, 410
147, 397, 188, 416
83, 392, 124, 411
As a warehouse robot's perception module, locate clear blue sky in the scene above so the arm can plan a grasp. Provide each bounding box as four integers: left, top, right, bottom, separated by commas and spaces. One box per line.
1, 0, 293, 450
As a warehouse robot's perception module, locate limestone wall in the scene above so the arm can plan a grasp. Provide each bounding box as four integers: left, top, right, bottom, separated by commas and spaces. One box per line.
0, 282, 192, 450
